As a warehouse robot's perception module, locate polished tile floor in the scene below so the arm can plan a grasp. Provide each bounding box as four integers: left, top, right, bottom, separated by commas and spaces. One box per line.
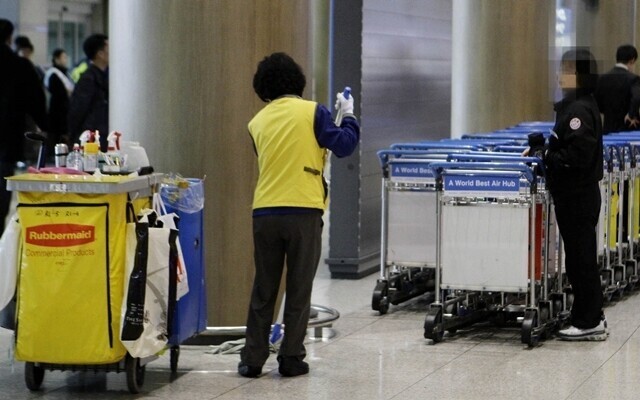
2, 263, 640, 400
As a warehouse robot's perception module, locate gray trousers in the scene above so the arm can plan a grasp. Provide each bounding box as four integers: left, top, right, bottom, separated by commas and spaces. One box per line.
241, 212, 322, 367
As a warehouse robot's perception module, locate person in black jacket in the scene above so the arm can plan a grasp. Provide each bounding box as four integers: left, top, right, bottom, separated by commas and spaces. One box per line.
0, 19, 46, 233
595, 44, 640, 134
527, 48, 606, 341
44, 49, 74, 149
68, 34, 109, 151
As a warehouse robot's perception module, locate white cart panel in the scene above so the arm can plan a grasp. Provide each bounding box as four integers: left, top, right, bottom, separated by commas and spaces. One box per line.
387, 190, 436, 266
441, 204, 529, 292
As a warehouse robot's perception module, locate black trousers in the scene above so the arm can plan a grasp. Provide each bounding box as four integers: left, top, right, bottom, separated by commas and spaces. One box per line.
553, 183, 604, 329
241, 212, 322, 367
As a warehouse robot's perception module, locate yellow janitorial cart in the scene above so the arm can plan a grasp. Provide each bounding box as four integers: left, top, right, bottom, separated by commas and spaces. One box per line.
7, 173, 161, 394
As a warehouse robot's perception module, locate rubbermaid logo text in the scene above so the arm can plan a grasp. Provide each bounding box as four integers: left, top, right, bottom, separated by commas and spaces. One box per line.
26, 224, 95, 247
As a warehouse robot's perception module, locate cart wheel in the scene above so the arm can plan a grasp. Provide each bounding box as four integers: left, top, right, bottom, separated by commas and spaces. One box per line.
600, 270, 612, 287
424, 307, 444, 343
566, 292, 574, 310
625, 264, 635, 281
491, 311, 507, 327
521, 309, 539, 347
170, 346, 180, 373
553, 299, 564, 316
614, 269, 624, 284
25, 362, 44, 391
125, 354, 145, 394
372, 280, 389, 315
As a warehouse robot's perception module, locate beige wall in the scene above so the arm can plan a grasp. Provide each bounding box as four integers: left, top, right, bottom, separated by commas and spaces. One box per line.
451, 0, 640, 138
110, 0, 311, 326
18, 0, 49, 66
574, 0, 638, 72
451, 0, 553, 137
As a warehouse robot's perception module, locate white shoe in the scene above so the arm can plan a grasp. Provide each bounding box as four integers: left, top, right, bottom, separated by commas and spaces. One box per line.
558, 319, 608, 341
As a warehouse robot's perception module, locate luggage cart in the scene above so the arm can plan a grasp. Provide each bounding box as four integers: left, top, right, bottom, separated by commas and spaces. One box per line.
373, 150, 445, 314
598, 144, 631, 299
600, 140, 640, 293
7, 173, 164, 394
423, 159, 558, 347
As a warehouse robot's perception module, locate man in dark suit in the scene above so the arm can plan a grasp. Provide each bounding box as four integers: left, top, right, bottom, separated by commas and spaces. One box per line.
0, 19, 46, 233
68, 34, 109, 151
595, 44, 640, 134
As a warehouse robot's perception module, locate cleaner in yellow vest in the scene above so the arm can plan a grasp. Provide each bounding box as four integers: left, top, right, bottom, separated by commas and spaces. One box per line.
239, 52, 359, 378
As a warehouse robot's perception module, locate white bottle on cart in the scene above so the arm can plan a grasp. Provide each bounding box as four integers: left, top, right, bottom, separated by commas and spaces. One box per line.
66, 143, 84, 171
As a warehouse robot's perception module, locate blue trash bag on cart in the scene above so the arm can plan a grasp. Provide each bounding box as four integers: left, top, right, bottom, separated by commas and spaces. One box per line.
159, 176, 207, 346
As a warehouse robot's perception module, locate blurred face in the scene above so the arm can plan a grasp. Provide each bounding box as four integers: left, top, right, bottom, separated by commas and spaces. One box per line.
55, 52, 68, 68
97, 41, 109, 65
558, 60, 577, 90
19, 47, 33, 59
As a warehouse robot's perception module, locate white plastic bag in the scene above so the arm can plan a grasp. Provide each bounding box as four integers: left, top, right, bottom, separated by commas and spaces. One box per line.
120, 220, 178, 358
152, 193, 189, 300
0, 214, 20, 310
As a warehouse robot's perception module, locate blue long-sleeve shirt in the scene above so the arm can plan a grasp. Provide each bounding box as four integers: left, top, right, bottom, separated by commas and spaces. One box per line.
313, 104, 360, 157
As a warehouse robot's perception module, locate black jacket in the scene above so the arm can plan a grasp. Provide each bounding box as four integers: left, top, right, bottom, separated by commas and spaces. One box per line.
68, 63, 108, 149
46, 66, 71, 141
545, 90, 603, 194
595, 66, 640, 134
0, 44, 47, 162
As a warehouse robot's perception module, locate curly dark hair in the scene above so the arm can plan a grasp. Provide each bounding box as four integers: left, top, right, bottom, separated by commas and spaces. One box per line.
253, 52, 306, 102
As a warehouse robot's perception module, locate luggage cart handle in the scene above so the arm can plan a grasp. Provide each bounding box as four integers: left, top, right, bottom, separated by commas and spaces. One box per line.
377, 149, 445, 167
446, 153, 544, 168
390, 142, 483, 151
428, 161, 535, 183
493, 145, 529, 153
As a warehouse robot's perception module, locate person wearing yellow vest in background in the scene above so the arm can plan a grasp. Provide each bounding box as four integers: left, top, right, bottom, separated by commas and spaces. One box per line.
239, 52, 360, 378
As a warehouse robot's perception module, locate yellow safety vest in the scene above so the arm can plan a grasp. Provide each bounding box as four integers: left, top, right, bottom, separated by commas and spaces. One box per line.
249, 96, 327, 210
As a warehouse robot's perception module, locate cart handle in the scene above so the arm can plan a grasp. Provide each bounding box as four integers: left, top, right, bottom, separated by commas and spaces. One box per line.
493, 145, 529, 153
446, 153, 544, 168
390, 142, 483, 151
377, 149, 451, 167
428, 161, 535, 183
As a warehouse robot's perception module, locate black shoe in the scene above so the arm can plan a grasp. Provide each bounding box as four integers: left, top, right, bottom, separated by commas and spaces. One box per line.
277, 355, 309, 377
238, 361, 262, 378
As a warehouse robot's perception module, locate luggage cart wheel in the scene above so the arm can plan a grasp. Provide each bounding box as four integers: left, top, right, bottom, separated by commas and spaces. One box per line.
521, 309, 539, 347
553, 299, 564, 316
125, 354, 146, 394
372, 280, 389, 315
170, 346, 180, 373
614, 268, 624, 284
424, 307, 444, 343
25, 362, 44, 391
600, 270, 612, 287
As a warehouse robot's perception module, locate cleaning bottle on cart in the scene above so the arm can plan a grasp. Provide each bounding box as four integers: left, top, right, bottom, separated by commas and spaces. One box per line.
83, 142, 99, 172
66, 143, 84, 171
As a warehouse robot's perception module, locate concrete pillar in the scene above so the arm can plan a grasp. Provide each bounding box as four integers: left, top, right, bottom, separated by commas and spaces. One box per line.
451, 0, 553, 137
110, 0, 311, 326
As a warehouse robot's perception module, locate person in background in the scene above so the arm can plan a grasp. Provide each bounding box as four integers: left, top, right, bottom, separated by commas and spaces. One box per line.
70, 57, 89, 83
595, 44, 640, 134
527, 47, 606, 341
14, 35, 45, 81
0, 20, 46, 232
68, 34, 109, 151
44, 48, 74, 149
239, 52, 360, 378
